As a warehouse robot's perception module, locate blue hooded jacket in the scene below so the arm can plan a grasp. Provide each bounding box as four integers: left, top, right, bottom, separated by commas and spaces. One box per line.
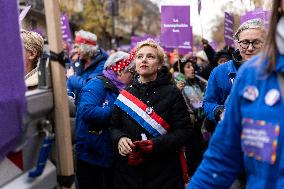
66, 48, 108, 106
76, 76, 120, 168
203, 60, 237, 123
188, 55, 284, 189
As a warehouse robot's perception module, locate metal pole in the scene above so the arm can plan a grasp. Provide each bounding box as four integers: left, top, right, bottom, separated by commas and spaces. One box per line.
111, 0, 116, 48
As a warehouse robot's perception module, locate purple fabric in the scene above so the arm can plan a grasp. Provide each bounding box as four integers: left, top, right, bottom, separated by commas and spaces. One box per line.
0, 1, 26, 160
103, 69, 125, 91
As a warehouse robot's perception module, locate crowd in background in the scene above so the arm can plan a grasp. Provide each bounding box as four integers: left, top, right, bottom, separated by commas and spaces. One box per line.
21, 0, 284, 188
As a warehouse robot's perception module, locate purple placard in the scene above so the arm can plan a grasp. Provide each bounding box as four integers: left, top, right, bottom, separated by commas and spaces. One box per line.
0, 0, 26, 160
160, 6, 192, 54
224, 12, 234, 46
60, 13, 72, 42
162, 26, 193, 55
240, 9, 271, 28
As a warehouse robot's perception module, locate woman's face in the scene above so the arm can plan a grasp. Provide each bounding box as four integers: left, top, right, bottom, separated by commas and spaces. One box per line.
236, 28, 265, 61
183, 62, 195, 79
24, 48, 38, 73
135, 46, 161, 81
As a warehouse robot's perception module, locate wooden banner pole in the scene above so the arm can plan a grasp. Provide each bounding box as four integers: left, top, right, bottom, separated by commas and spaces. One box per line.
43, 0, 75, 188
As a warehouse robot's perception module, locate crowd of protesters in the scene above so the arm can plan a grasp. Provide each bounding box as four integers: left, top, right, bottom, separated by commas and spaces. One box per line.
19, 0, 284, 188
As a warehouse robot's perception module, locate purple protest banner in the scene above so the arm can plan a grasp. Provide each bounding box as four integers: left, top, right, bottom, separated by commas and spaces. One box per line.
60, 13, 72, 42
240, 8, 271, 28
224, 12, 234, 46
0, 1, 26, 160
160, 6, 192, 54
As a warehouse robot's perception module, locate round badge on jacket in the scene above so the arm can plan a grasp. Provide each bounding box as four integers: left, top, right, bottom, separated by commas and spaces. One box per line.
265, 89, 280, 106
146, 107, 153, 115
243, 86, 259, 101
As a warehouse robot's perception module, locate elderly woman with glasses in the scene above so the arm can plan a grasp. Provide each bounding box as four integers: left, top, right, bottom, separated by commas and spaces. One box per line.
187, 0, 284, 188
203, 19, 266, 132
109, 39, 194, 189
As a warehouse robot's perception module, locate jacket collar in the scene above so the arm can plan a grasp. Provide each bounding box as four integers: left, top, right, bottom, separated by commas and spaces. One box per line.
227, 60, 237, 78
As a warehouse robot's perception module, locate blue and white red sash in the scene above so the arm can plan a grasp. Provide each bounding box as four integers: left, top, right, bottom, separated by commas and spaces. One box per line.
114, 90, 170, 137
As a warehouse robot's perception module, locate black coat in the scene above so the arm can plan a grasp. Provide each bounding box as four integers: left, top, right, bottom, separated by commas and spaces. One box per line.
109, 69, 194, 189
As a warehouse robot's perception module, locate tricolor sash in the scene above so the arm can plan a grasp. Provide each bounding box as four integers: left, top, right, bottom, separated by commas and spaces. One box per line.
115, 89, 189, 182
115, 90, 170, 137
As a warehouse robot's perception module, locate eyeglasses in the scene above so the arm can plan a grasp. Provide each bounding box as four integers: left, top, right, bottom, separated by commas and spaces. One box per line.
238, 39, 264, 49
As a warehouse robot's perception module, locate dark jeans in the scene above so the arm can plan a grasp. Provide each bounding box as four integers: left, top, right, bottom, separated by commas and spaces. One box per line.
76, 159, 113, 189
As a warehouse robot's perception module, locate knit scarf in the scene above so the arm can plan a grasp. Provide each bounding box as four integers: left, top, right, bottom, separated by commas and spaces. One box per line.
103, 69, 125, 91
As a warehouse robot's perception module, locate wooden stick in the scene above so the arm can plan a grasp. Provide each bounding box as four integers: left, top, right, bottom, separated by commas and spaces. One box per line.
43, 0, 75, 188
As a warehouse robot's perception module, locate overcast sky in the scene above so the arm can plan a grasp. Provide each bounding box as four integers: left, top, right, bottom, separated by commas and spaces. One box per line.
150, 0, 265, 41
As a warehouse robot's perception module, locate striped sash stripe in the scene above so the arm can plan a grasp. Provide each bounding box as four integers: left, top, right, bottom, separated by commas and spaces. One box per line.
115, 90, 170, 137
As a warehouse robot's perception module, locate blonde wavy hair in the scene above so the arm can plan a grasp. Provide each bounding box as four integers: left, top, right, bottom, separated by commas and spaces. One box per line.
20, 29, 44, 60
134, 39, 166, 64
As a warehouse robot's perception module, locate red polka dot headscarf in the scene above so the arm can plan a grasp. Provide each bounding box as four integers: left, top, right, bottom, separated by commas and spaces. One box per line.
105, 49, 136, 72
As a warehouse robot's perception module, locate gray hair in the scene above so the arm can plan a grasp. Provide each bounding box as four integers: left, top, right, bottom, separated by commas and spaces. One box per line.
234, 19, 266, 40
75, 30, 99, 57
20, 29, 44, 59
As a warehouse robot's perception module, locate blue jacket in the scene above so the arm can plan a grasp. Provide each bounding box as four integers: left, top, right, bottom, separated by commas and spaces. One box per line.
187, 55, 284, 189
76, 76, 119, 168
66, 48, 108, 106
203, 60, 237, 123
